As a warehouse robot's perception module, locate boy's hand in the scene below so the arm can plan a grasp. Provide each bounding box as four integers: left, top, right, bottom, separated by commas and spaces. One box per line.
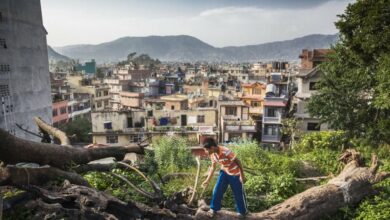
240, 175, 247, 184
201, 179, 209, 188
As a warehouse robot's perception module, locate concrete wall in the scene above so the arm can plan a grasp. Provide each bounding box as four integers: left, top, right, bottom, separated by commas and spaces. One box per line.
0, 0, 52, 141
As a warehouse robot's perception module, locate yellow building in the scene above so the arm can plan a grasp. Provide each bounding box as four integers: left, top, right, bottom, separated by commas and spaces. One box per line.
240, 82, 266, 115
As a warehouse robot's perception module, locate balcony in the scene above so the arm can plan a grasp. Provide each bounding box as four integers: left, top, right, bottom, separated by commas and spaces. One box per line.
263, 116, 282, 124
225, 125, 256, 132
148, 126, 217, 133
262, 134, 282, 143
249, 107, 262, 115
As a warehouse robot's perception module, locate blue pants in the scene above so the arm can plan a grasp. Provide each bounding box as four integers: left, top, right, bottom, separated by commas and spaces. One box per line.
210, 170, 247, 214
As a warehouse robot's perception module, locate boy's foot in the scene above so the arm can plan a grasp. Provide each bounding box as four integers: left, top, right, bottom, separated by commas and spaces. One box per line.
237, 211, 248, 219
207, 209, 217, 218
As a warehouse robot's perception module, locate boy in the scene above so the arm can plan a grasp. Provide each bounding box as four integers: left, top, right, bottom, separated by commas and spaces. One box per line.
201, 137, 248, 218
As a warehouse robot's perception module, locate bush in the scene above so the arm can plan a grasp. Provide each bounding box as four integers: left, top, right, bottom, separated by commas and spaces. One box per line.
153, 136, 195, 172
294, 131, 348, 153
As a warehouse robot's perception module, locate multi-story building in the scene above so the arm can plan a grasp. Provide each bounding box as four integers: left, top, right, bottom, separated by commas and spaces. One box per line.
120, 91, 144, 109
240, 82, 266, 115
91, 85, 111, 111
67, 93, 91, 121
103, 78, 130, 110
160, 94, 188, 111
74, 59, 96, 75
52, 100, 68, 127
218, 100, 256, 143
91, 109, 146, 146
261, 84, 289, 145
0, 0, 52, 140
293, 49, 332, 134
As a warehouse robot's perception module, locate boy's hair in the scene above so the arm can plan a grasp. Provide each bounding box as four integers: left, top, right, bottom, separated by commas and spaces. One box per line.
203, 137, 217, 149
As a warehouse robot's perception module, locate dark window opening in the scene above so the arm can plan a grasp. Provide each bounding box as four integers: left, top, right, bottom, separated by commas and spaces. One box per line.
104, 122, 112, 129
127, 117, 133, 128
197, 115, 205, 123
106, 135, 118, 143
307, 123, 320, 131
267, 108, 276, 117
309, 82, 318, 91
225, 107, 237, 116
0, 39, 7, 49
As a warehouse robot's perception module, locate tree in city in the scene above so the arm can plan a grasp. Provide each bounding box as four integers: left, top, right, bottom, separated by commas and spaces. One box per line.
308, 0, 390, 145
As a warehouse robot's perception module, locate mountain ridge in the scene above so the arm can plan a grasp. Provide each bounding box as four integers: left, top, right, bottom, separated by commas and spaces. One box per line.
51, 34, 338, 63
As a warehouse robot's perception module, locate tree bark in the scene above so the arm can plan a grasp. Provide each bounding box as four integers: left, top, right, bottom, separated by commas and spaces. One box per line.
194, 154, 389, 220
0, 129, 144, 169
0, 165, 89, 186
34, 117, 70, 145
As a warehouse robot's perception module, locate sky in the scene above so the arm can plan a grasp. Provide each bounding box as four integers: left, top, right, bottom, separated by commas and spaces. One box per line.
41, 0, 354, 47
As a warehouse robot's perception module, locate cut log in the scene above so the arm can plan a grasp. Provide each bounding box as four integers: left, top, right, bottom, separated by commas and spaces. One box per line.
0, 165, 89, 186
0, 129, 144, 169
194, 154, 390, 220
34, 117, 70, 145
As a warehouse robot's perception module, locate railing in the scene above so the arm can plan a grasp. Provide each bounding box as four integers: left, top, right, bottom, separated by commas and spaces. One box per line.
148, 126, 217, 133
225, 125, 256, 132
261, 134, 282, 143
263, 116, 282, 124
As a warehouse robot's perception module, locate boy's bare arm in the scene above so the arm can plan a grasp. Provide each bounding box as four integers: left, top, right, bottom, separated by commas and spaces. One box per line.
202, 162, 216, 187
235, 158, 246, 183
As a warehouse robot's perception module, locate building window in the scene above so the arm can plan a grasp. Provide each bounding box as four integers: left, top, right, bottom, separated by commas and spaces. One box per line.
264, 124, 279, 135
225, 107, 237, 116
104, 121, 112, 129
60, 107, 67, 114
0, 39, 7, 49
130, 134, 140, 143
52, 109, 58, 117
106, 135, 118, 144
0, 64, 10, 72
171, 105, 175, 110
197, 115, 205, 123
104, 90, 109, 96
127, 117, 133, 128
307, 122, 320, 131
97, 92, 101, 97
104, 100, 109, 107
0, 84, 10, 97
96, 101, 102, 108
266, 108, 276, 117
251, 101, 260, 107
309, 82, 318, 90
68, 106, 72, 113
0, 12, 3, 23
253, 88, 261, 95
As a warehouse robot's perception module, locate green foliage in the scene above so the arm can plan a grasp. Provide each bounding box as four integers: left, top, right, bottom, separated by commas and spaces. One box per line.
308, 0, 390, 146
299, 148, 341, 175
119, 52, 161, 70
61, 117, 92, 143
268, 173, 303, 202
96, 67, 105, 79
245, 174, 269, 195
294, 131, 348, 153
153, 136, 196, 172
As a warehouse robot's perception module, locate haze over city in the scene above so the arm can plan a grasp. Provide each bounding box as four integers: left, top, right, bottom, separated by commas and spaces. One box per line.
41, 0, 353, 47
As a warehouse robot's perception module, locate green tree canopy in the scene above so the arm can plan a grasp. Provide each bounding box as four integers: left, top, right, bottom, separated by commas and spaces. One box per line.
308, 0, 390, 145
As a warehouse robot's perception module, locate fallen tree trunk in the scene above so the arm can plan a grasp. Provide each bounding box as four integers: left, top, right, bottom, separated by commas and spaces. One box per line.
195, 154, 389, 220
34, 117, 69, 145
19, 182, 180, 220
0, 129, 144, 169
0, 165, 89, 186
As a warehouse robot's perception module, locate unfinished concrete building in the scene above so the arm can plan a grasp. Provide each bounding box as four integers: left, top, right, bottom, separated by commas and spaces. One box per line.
0, 0, 52, 140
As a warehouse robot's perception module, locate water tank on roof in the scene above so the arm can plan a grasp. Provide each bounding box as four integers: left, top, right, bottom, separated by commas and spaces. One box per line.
266, 84, 277, 97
